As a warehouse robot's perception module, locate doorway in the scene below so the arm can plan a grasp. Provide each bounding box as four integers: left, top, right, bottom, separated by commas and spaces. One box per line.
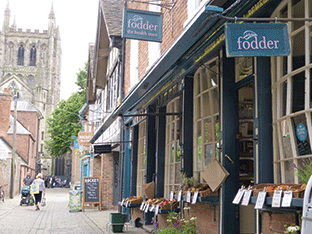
238, 82, 255, 234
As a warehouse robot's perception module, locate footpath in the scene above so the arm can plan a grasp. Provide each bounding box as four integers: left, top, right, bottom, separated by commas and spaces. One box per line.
0, 188, 149, 234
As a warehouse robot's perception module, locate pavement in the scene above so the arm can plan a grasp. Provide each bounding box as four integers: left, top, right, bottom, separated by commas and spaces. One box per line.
0, 188, 150, 234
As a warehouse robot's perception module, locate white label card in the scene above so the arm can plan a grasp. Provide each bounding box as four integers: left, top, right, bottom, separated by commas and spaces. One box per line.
155, 205, 160, 215
272, 190, 282, 208
126, 201, 130, 207
145, 203, 150, 213
149, 204, 155, 212
233, 189, 245, 204
281, 191, 293, 207
121, 199, 125, 206
192, 190, 199, 204
170, 191, 174, 201
241, 190, 252, 206
140, 202, 144, 210
187, 191, 191, 203
177, 190, 182, 202
255, 191, 267, 209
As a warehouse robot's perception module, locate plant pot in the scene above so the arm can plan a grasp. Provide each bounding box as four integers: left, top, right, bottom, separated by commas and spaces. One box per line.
109, 213, 126, 224
111, 224, 124, 233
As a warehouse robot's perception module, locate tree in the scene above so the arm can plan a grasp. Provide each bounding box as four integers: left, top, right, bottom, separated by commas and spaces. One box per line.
45, 64, 87, 157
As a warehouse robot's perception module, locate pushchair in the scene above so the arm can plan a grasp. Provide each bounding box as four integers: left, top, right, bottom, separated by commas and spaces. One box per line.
20, 186, 31, 206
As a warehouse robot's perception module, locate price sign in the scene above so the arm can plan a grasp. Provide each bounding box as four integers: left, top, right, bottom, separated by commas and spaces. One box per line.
140, 202, 145, 210
170, 191, 174, 201
192, 191, 199, 204
126, 201, 130, 207
121, 199, 125, 206
281, 191, 293, 207
272, 190, 282, 207
149, 204, 155, 212
177, 190, 182, 202
255, 191, 267, 209
155, 205, 160, 215
145, 203, 150, 213
187, 191, 191, 203
241, 190, 252, 206
233, 189, 245, 204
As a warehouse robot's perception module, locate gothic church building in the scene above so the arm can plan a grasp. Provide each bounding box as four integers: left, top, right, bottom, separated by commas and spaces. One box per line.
0, 3, 61, 174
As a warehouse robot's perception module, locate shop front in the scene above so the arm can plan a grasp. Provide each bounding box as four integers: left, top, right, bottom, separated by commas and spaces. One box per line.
91, 0, 312, 233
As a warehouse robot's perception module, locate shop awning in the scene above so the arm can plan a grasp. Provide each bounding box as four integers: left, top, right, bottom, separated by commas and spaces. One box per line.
90, 4, 223, 143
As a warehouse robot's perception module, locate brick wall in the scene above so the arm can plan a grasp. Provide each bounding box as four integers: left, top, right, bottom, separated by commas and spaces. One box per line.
0, 90, 12, 137
261, 211, 297, 234
100, 152, 117, 210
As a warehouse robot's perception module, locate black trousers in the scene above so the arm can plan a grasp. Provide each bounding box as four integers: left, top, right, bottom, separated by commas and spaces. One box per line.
34, 191, 42, 205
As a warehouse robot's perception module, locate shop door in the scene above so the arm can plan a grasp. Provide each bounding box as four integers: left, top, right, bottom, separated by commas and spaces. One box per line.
238, 82, 255, 234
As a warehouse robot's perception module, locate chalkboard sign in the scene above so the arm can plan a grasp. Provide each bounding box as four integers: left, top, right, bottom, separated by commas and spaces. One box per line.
82, 176, 101, 211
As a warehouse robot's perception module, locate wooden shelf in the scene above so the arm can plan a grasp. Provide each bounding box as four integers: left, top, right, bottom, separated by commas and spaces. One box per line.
250, 196, 303, 207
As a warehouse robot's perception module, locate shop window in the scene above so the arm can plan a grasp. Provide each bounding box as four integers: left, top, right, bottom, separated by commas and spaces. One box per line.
292, 30, 305, 71
280, 119, 292, 159
164, 97, 182, 197
291, 0, 304, 31
284, 160, 295, 183
282, 81, 287, 116
235, 57, 253, 82
137, 120, 146, 196
292, 72, 305, 113
193, 57, 219, 183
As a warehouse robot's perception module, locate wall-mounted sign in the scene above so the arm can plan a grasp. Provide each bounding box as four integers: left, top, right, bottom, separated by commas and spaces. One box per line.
225, 23, 290, 57
78, 132, 92, 147
94, 144, 112, 154
296, 123, 307, 142
122, 8, 163, 42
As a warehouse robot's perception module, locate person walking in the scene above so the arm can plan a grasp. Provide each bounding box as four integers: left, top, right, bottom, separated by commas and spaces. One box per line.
23, 172, 34, 186
33, 173, 45, 210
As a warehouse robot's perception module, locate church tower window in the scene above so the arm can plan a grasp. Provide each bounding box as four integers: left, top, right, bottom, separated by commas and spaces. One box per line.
17, 44, 24, 66
29, 45, 36, 66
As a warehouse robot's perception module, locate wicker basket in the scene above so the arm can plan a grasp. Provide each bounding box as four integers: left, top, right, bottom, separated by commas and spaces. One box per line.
160, 201, 179, 210
129, 197, 143, 204
252, 183, 304, 197
199, 188, 219, 197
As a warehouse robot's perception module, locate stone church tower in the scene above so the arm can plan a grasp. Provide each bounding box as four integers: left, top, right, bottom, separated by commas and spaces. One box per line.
0, 3, 61, 174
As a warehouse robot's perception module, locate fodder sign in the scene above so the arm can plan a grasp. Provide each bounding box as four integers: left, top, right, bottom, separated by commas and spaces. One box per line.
225, 23, 290, 57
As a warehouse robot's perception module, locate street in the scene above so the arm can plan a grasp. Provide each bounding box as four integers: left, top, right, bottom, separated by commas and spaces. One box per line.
0, 188, 148, 234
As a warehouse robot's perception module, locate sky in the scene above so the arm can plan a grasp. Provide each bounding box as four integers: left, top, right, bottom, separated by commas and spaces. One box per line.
0, 0, 99, 100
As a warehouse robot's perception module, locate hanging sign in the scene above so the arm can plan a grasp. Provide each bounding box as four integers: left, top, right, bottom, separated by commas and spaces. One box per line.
225, 23, 290, 57
122, 8, 163, 42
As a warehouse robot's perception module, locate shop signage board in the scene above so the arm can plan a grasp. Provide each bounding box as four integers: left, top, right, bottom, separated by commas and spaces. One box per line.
78, 132, 92, 147
225, 23, 290, 57
94, 144, 112, 154
122, 8, 163, 42
69, 190, 82, 212
82, 176, 101, 211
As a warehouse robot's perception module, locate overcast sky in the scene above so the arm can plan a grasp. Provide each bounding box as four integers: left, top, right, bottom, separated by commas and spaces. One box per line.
0, 0, 99, 100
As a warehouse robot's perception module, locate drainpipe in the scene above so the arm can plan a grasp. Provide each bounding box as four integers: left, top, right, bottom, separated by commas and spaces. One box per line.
118, 0, 127, 211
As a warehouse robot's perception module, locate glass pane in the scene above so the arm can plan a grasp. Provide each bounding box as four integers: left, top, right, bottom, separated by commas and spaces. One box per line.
283, 56, 287, 76
292, 0, 304, 31
195, 73, 201, 95
204, 118, 213, 143
292, 30, 305, 71
296, 158, 312, 184
176, 143, 181, 162
285, 160, 295, 183
202, 92, 211, 117
171, 143, 175, 163
280, 120, 292, 159
175, 164, 181, 184
293, 114, 312, 155
198, 146, 202, 170
310, 27, 312, 64
170, 164, 174, 184
292, 72, 305, 113
210, 60, 218, 86
202, 68, 209, 90
205, 144, 213, 166
282, 80, 287, 116
213, 88, 219, 114
197, 97, 201, 118
215, 143, 219, 160
215, 116, 219, 141
280, 4, 288, 19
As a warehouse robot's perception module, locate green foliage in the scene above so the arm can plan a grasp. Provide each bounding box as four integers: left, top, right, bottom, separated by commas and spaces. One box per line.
294, 158, 312, 184
45, 64, 87, 157
155, 205, 197, 234
75, 62, 88, 93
